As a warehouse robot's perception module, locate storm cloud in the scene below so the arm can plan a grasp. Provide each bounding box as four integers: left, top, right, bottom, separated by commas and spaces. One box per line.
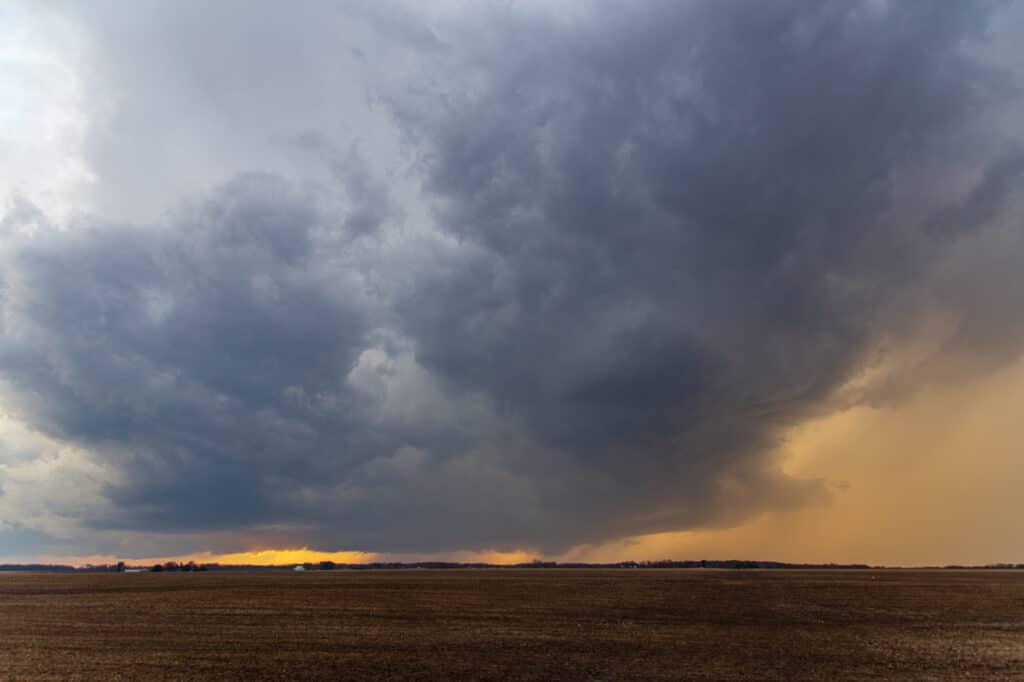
1, 0, 1023, 558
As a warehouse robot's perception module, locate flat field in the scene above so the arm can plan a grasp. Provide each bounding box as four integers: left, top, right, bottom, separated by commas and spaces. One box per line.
1, 569, 1023, 680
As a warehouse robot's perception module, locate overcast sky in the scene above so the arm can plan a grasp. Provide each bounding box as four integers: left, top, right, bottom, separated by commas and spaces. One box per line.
2, 0, 1024, 566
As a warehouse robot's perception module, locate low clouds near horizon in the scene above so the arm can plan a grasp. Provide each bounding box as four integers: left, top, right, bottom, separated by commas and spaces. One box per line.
2, 0, 1024, 564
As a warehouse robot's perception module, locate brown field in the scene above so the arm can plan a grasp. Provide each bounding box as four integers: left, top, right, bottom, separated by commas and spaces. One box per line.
1, 569, 1023, 680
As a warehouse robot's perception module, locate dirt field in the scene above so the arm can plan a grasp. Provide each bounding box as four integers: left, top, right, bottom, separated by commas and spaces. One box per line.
1, 569, 1023, 680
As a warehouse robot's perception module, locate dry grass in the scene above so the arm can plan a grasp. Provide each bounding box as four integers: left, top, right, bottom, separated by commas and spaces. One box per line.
2, 569, 1023, 680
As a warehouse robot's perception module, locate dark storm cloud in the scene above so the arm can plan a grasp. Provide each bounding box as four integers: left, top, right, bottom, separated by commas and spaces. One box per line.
391, 0, 1019, 547
926, 150, 1024, 239
0, 175, 394, 532
2, 0, 1022, 555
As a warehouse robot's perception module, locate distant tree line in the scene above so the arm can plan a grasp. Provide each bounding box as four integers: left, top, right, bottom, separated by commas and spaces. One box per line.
8, 560, 1024, 572
0, 564, 76, 572
149, 561, 208, 572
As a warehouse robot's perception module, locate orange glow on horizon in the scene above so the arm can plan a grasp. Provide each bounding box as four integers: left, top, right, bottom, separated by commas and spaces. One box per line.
212, 548, 378, 566
36, 547, 378, 568
36, 546, 551, 569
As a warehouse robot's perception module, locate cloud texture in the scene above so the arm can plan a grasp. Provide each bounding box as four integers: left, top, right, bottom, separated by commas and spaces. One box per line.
1, 0, 1023, 559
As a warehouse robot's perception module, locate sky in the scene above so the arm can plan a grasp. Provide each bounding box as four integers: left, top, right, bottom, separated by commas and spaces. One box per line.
1, 0, 1023, 567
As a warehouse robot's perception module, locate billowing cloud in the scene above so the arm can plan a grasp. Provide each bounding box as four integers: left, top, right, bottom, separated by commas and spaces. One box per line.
1, 0, 1023, 561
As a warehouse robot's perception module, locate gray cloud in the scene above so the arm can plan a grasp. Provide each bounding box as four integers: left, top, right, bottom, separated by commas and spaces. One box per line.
0, 521, 55, 557
1, 0, 1022, 557
391, 0, 1022, 546
1, 175, 384, 532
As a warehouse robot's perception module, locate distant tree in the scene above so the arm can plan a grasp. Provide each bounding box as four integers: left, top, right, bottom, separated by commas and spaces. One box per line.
319, 561, 336, 571
151, 564, 163, 572
116, 561, 126, 573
